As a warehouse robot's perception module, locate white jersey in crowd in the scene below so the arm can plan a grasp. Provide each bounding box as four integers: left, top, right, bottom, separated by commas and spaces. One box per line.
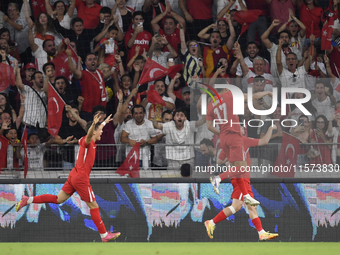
305, 61, 326, 91
162, 120, 197, 161
20, 144, 46, 171
279, 66, 306, 90
123, 119, 158, 160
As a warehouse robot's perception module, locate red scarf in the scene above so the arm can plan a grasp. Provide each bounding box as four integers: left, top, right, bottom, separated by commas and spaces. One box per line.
282, 47, 292, 56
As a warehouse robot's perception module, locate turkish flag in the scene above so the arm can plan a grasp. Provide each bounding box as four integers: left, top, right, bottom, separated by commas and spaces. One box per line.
147, 84, 166, 107
321, 18, 334, 51
272, 132, 300, 177
48, 83, 65, 137
0, 135, 9, 171
22, 126, 28, 178
0, 63, 15, 92
138, 58, 184, 85
234, 10, 263, 36
117, 143, 140, 178
52, 46, 78, 81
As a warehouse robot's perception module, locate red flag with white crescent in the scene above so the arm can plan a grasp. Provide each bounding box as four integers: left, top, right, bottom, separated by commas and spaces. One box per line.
117, 142, 140, 178
48, 83, 66, 137
22, 126, 29, 178
52, 46, 78, 81
0, 63, 15, 93
273, 132, 300, 177
234, 10, 263, 36
138, 58, 183, 85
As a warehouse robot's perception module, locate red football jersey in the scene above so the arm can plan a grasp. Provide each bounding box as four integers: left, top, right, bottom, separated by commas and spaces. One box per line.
206, 90, 242, 136
74, 136, 97, 177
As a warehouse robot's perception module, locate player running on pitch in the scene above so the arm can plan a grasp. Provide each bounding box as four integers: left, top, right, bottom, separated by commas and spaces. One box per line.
15, 114, 121, 242
203, 125, 279, 241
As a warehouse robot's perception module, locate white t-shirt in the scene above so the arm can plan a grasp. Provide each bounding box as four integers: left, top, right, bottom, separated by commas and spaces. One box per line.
145, 95, 174, 121
32, 46, 48, 72
52, 13, 72, 30
242, 70, 274, 93
162, 120, 197, 160
236, 56, 270, 77
305, 61, 326, 91
312, 97, 335, 120
279, 66, 306, 89
267, 43, 302, 80
20, 145, 46, 171
123, 119, 158, 159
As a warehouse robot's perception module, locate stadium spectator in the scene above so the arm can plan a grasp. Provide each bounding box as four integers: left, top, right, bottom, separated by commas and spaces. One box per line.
167, 75, 198, 121
208, 57, 231, 87
66, 49, 116, 121
199, 138, 221, 168
180, 23, 204, 86
54, 104, 86, 170
232, 41, 270, 89
24, 0, 63, 48
152, 108, 206, 171
290, 114, 311, 167
0, 38, 17, 69
150, 2, 186, 54
234, 42, 274, 92
327, 108, 340, 164
112, 0, 135, 34
0, 92, 17, 126
42, 62, 56, 84
297, 0, 324, 52
286, 92, 317, 123
152, 110, 173, 169
203, 30, 233, 78
74, 0, 102, 29
179, 0, 214, 41
121, 104, 158, 170
310, 114, 332, 165
4, 126, 21, 170
0, 112, 13, 136
22, 63, 36, 87
147, 34, 177, 67
15, 67, 47, 136
114, 89, 138, 166
276, 38, 311, 89
267, 0, 296, 35
16, 132, 54, 171
142, 0, 166, 33
216, 0, 247, 17
141, 79, 175, 121
277, 8, 306, 57
125, 11, 152, 62
261, 19, 302, 81
53, 16, 113, 61
3, 3, 30, 63
45, 0, 76, 30
0, 4, 4, 29
312, 80, 336, 120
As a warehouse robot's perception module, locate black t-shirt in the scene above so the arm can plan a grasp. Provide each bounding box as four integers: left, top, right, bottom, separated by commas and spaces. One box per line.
175, 98, 198, 121
58, 121, 86, 162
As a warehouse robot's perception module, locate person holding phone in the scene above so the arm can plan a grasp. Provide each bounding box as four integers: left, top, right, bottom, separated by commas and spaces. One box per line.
147, 33, 177, 68
208, 57, 230, 87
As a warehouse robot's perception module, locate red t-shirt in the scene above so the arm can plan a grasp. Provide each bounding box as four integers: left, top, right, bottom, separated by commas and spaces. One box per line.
98, 38, 117, 67
219, 136, 259, 166
79, 69, 107, 113
206, 90, 241, 135
124, 29, 152, 62
159, 27, 181, 54
75, 0, 102, 29
74, 136, 96, 177
186, 0, 213, 20
299, 3, 324, 38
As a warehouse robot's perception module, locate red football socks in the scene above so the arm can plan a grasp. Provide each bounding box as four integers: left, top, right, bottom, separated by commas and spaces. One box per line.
212, 210, 227, 224
90, 207, 107, 234
252, 217, 264, 232
33, 194, 58, 204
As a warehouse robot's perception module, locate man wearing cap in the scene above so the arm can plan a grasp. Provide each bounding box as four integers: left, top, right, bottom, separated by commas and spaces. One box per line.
167, 73, 198, 121
22, 63, 36, 87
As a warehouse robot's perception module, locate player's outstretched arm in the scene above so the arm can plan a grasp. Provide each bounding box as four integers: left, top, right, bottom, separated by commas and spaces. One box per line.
85, 114, 101, 144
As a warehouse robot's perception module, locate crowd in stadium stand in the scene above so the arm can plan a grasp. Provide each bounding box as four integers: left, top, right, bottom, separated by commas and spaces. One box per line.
1, 0, 340, 173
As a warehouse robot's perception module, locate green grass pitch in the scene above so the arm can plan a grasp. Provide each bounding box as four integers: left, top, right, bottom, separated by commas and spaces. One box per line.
0, 243, 338, 255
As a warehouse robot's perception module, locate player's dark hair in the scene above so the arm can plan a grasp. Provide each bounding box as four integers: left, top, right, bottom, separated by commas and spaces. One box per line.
173, 108, 186, 117
92, 105, 106, 115
31, 71, 43, 80
132, 105, 146, 114
71, 17, 83, 28
180, 163, 191, 177
200, 138, 214, 148
42, 62, 55, 73
162, 110, 173, 119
